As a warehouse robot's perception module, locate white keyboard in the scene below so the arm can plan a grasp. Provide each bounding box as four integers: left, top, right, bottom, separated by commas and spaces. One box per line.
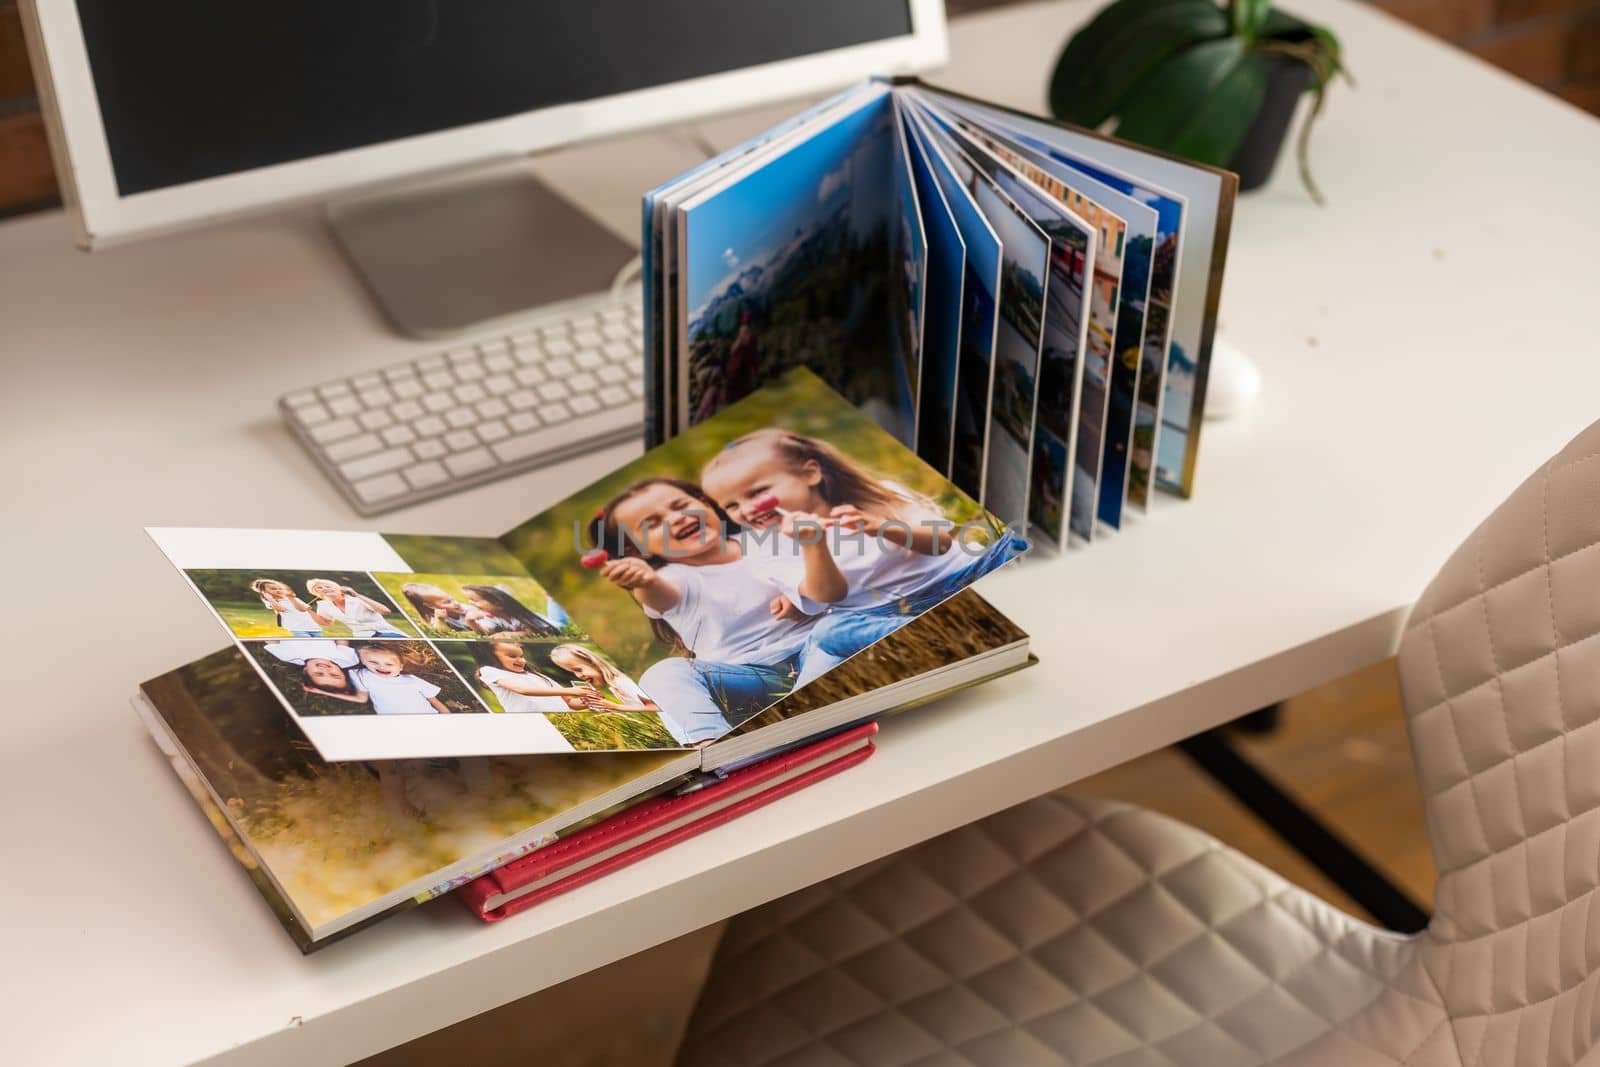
280, 290, 645, 515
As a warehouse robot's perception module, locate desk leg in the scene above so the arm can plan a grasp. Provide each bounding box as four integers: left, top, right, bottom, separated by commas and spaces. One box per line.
1177, 729, 1429, 934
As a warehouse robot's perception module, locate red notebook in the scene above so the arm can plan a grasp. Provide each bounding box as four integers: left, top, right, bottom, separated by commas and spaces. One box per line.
460, 723, 878, 921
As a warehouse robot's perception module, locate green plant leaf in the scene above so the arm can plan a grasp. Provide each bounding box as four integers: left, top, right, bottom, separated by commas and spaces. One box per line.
1230, 0, 1271, 39
1050, 0, 1231, 127
1111, 39, 1268, 166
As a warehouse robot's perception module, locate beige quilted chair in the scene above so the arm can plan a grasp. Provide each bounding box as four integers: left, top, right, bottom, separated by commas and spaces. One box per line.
676, 420, 1600, 1067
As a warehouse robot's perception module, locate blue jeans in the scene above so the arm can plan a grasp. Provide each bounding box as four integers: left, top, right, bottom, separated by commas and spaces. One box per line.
361, 628, 408, 638
793, 526, 1027, 687
289, 629, 322, 638
640, 655, 800, 744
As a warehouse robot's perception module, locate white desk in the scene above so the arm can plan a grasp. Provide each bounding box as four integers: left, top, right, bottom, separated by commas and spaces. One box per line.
4, 1, 1598, 1063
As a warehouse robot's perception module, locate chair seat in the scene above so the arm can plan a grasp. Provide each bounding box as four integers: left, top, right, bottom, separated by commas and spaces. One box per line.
678, 795, 1453, 1067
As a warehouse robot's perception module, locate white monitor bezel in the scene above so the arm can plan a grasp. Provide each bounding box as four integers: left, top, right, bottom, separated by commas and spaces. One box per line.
22, 0, 947, 249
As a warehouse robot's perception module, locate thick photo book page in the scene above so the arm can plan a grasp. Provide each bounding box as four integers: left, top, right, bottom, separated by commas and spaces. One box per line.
137, 589, 1029, 951
644, 79, 1234, 549
149, 370, 1025, 763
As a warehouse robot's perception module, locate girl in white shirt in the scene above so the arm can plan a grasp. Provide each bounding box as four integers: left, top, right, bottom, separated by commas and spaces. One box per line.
349, 644, 452, 715
549, 644, 657, 713
589, 476, 847, 744
305, 578, 408, 638
471, 640, 591, 714
701, 429, 1025, 685
249, 577, 330, 637
262, 638, 368, 708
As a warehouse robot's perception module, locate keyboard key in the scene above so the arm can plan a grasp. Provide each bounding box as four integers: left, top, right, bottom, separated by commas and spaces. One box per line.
478, 398, 510, 419
445, 429, 478, 451
340, 447, 413, 481
569, 394, 600, 415
603, 342, 633, 362
352, 373, 383, 390
452, 361, 487, 382
573, 329, 602, 347
600, 385, 630, 407
358, 409, 392, 431
514, 366, 544, 386
445, 448, 496, 477
575, 350, 604, 370
453, 382, 486, 404
512, 345, 543, 367
627, 379, 646, 398
544, 338, 575, 358
446, 347, 478, 364
484, 353, 515, 374
414, 414, 447, 437
483, 374, 514, 394
284, 390, 319, 408
309, 417, 361, 444
602, 323, 630, 342
391, 378, 424, 399
423, 370, 454, 390
570, 372, 599, 392
543, 400, 573, 423
328, 395, 362, 416
414, 438, 447, 460
494, 403, 637, 464
404, 461, 449, 490
549, 359, 578, 381
381, 425, 416, 447
318, 381, 353, 399
422, 393, 454, 413
445, 408, 476, 429
508, 411, 541, 432
478, 339, 510, 359
415, 355, 447, 373
326, 433, 383, 461
538, 381, 571, 401
392, 400, 424, 421
506, 389, 539, 411
293, 401, 332, 425
477, 419, 509, 443
353, 472, 408, 504
598, 365, 627, 384
361, 385, 394, 407
599, 305, 627, 322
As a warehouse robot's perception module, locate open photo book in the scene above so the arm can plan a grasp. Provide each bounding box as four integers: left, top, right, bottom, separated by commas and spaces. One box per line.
149, 370, 1030, 765
644, 78, 1235, 548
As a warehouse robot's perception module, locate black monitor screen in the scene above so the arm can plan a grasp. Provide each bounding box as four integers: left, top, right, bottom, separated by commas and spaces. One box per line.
74, 1, 914, 196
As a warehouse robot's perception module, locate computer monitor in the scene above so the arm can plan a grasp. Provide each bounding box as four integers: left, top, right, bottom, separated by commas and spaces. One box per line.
21, 1, 947, 250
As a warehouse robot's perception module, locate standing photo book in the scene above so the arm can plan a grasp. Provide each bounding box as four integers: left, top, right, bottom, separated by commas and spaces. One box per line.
643, 78, 1235, 548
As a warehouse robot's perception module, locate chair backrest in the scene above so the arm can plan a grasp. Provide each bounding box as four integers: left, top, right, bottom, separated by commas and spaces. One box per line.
1397, 418, 1600, 1065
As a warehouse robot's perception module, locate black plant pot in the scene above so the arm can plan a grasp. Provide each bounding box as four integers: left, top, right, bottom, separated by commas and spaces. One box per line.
1228, 55, 1313, 190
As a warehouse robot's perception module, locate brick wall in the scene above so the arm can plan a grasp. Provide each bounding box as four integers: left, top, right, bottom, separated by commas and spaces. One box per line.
1, 0, 1596, 218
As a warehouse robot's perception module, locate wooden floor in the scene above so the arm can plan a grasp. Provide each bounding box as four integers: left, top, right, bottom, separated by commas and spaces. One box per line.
1064, 658, 1435, 922
366, 659, 1435, 1066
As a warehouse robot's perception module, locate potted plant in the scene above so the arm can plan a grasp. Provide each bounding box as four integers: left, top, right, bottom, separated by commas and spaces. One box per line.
1049, 0, 1347, 200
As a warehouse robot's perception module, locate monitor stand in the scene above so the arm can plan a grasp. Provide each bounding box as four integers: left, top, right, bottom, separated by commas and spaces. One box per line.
325, 160, 638, 340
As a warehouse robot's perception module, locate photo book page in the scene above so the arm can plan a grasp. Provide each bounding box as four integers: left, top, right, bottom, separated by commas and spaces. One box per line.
151, 371, 1025, 762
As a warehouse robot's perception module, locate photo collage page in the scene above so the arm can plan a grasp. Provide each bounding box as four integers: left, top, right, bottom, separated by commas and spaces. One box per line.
149, 527, 683, 762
